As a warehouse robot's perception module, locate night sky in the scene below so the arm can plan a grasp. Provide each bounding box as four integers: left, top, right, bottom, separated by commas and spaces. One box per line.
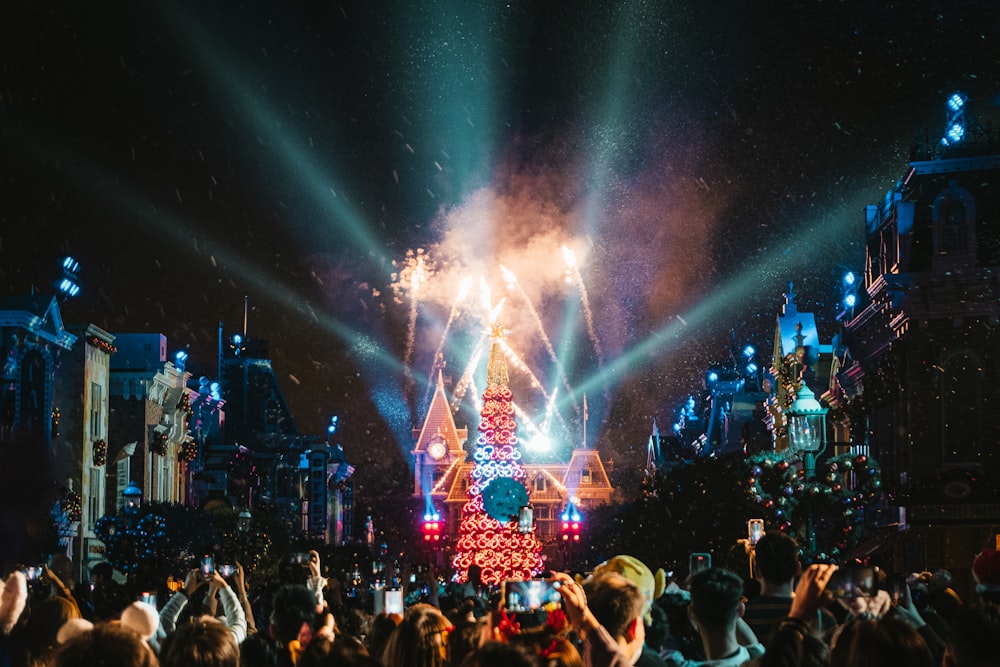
1, 1, 997, 487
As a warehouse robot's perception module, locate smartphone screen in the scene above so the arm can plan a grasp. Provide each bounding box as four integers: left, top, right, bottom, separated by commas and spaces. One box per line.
828, 566, 875, 598
748, 519, 764, 546
690, 552, 712, 576
384, 588, 404, 615
140, 592, 158, 608
503, 579, 562, 613
200, 555, 215, 578
218, 564, 235, 578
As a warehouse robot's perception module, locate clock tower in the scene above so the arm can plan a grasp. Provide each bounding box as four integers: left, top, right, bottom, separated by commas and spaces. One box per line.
411, 370, 468, 497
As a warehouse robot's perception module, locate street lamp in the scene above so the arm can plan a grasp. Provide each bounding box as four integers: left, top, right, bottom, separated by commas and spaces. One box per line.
123, 481, 143, 511
786, 383, 828, 557
122, 481, 143, 530
237, 509, 252, 534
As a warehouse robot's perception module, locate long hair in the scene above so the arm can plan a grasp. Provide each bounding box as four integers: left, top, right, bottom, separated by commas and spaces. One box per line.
831, 616, 934, 667
380, 604, 451, 667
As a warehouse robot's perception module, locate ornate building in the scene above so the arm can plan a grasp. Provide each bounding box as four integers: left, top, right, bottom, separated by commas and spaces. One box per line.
412, 370, 614, 567
838, 94, 1000, 595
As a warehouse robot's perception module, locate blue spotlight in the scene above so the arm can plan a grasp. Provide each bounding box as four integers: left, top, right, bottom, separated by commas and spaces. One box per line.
56, 256, 81, 299
843, 271, 855, 286
947, 123, 965, 144
174, 350, 188, 371
328, 415, 339, 435
746, 362, 758, 375
707, 371, 719, 383
947, 92, 966, 112
844, 293, 857, 308
743, 345, 755, 359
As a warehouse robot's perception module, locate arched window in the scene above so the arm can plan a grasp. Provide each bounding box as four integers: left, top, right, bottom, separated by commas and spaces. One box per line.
932, 181, 976, 267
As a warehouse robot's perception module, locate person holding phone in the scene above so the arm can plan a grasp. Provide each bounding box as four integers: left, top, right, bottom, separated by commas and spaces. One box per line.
157, 568, 247, 645
743, 532, 837, 646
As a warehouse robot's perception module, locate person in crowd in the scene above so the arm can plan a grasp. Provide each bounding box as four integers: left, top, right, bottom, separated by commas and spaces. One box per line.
941, 601, 1000, 667
829, 615, 935, 667
298, 634, 383, 667
159, 568, 247, 645
10, 595, 81, 666
662, 568, 764, 667
753, 563, 837, 667
582, 572, 650, 666
380, 603, 452, 667
549, 572, 633, 667
367, 612, 403, 663
925, 568, 962, 623
51, 621, 159, 667
159, 614, 241, 667
970, 549, 1000, 604
743, 532, 835, 645
89, 561, 130, 621
591, 555, 668, 667
463, 640, 542, 667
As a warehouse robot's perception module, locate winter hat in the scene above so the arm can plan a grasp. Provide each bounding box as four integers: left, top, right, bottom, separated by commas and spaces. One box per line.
592, 555, 666, 623
56, 618, 94, 645
0, 570, 28, 634
972, 550, 1000, 596
120, 601, 160, 641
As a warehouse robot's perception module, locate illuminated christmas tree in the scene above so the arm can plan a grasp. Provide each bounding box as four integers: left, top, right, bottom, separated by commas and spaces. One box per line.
452, 326, 543, 586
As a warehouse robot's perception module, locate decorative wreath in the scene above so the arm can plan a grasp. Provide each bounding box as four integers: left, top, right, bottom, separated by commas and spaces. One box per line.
746, 450, 882, 559
93, 439, 108, 466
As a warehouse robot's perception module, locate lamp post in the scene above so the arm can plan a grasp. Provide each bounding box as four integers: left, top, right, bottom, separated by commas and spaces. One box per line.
786, 383, 828, 558
122, 480, 143, 529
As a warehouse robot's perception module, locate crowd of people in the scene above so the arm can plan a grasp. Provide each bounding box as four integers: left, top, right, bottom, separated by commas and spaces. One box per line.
1, 535, 999, 667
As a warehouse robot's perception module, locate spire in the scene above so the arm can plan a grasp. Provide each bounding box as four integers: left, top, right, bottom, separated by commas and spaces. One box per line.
485, 324, 511, 389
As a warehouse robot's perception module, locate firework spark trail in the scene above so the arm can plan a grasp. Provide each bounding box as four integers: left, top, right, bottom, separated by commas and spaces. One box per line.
500, 265, 577, 409
450, 337, 487, 411
397, 251, 430, 389
423, 276, 472, 411
500, 339, 570, 433
562, 246, 604, 368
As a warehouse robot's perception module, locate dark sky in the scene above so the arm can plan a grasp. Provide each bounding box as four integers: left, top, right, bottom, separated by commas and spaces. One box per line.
1, 0, 997, 479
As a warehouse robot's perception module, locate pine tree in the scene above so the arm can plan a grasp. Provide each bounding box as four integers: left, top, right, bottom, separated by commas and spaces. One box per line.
452, 326, 543, 586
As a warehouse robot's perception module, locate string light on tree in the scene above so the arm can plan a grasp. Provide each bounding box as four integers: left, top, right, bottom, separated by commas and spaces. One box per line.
452, 324, 543, 586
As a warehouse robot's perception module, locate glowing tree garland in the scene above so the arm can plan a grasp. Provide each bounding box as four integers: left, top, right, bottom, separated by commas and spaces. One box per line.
452, 327, 543, 586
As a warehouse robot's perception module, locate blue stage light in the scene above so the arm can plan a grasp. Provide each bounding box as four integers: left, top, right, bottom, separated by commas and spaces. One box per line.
746, 363, 758, 375
843, 271, 855, 286
743, 345, 755, 358
707, 371, 719, 383
844, 293, 857, 308
947, 123, 965, 143
947, 93, 965, 112
232, 334, 243, 345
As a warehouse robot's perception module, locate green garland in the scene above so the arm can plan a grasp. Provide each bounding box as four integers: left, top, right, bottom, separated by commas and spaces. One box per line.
746, 450, 882, 560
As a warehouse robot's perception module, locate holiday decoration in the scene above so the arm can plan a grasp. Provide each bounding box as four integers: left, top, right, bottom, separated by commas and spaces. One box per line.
93, 439, 108, 466
86, 336, 117, 355
151, 432, 168, 456
56, 483, 83, 523
452, 325, 543, 586
179, 439, 199, 463
745, 450, 882, 559
177, 393, 194, 419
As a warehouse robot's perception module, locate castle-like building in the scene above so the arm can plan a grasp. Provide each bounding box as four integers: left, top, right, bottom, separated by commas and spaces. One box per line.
411, 371, 614, 565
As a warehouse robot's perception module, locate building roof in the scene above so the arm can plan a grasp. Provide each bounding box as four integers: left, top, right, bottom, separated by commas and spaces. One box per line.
0, 294, 77, 349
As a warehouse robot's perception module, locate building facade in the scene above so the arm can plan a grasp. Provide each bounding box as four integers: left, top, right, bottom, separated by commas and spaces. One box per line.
412, 371, 614, 566
839, 112, 1000, 595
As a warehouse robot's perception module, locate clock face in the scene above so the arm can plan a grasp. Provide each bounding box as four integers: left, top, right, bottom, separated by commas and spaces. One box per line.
428, 440, 447, 460
481, 477, 529, 522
